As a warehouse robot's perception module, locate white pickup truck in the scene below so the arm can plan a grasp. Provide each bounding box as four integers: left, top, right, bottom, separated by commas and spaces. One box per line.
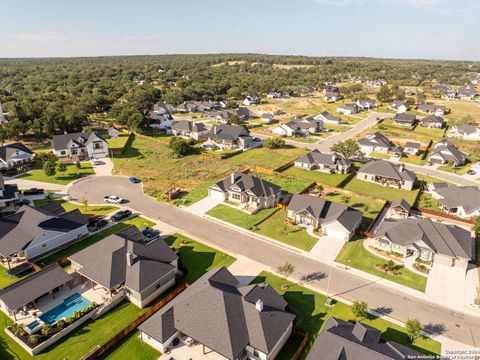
104, 195, 124, 204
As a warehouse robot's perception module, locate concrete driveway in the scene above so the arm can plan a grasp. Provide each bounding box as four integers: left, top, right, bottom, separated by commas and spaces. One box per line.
185, 196, 222, 216
426, 262, 467, 311
307, 234, 346, 264
92, 157, 114, 176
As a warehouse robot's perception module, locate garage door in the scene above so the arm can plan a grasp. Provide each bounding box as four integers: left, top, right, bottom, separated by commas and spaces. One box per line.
325, 227, 348, 241
208, 188, 225, 201
429, 157, 444, 164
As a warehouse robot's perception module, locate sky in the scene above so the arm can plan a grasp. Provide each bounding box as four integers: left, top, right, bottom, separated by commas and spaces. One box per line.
0, 0, 479, 61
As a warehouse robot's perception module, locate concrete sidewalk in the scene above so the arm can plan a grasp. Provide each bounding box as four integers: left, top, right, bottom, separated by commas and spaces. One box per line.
228, 256, 268, 286
5, 178, 66, 192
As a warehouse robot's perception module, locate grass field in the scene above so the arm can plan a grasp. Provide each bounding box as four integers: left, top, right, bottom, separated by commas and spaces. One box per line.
253, 172, 312, 194
18, 161, 95, 185
165, 233, 236, 284
106, 133, 131, 152
282, 166, 351, 187
255, 210, 318, 251
113, 135, 307, 200
336, 239, 428, 292
99, 330, 160, 360
251, 272, 440, 359
207, 204, 278, 230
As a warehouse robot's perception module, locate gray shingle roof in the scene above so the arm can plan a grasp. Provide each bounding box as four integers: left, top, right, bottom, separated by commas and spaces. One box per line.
358, 132, 391, 149
209, 125, 250, 141
421, 115, 445, 125
455, 124, 479, 135
288, 194, 362, 231
51, 132, 106, 151
405, 142, 420, 149
0, 264, 71, 311
306, 317, 422, 360
0, 142, 33, 163
434, 186, 480, 214
214, 172, 281, 198
393, 113, 416, 124
295, 149, 350, 167
390, 198, 411, 212
358, 160, 416, 182
375, 219, 474, 260
139, 267, 295, 360
430, 141, 466, 164
171, 120, 207, 133
69, 225, 177, 292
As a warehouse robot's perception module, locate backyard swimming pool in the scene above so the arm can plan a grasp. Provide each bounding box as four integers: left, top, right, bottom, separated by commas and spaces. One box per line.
39, 292, 91, 324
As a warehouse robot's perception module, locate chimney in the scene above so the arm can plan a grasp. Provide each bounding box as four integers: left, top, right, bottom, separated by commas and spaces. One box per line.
255, 299, 264, 312
332, 154, 336, 162
399, 164, 404, 172
126, 252, 134, 267
230, 172, 235, 184
213, 126, 217, 135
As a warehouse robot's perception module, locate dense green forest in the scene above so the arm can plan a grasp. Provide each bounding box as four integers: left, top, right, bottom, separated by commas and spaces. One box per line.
1, 54, 478, 139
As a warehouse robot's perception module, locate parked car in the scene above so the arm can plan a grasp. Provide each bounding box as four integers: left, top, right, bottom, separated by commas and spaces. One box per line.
22, 188, 44, 196
87, 215, 102, 225
129, 177, 140, 184
91, 158, 100, 165
110, 209, 132, 222
104, 195, 124, 204
253, 137, 261, 142
467, 169, 476, 175
87, 217, 109, 231
142, 227, 160, 239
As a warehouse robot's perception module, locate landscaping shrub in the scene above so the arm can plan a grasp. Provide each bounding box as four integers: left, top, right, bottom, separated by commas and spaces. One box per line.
28, 334, 41, 345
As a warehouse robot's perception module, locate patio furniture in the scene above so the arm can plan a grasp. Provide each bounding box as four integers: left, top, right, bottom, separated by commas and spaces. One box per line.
185, 337, 194, 346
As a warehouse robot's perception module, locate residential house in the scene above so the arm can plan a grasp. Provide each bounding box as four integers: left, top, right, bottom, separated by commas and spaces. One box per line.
0, 143, 34, 169
374, 218, 474, 268
324, 85, 339, 93
429, 186, 480, 219
356, 99, 377, 110
294, 149, 351, 174
337, 103, 360, 115
261, 113, 275, 124
234, 107, 253, 120
306, 317, 422, 360
420, 115, 445, 129
386, 198, 412, 219
404, 142, 421, 155
313, 111, 342, 125
287, 195, 362, 240
324, 92, 342, 102
388, 101, 408, 113
243, 95, 261, 106
108, 127, 120, 138
206, 110, 234, 124
0, 174, 19, 209
357, 160, 416, 190
417, 104, 446, 116
370, 79, 387, 87
206, 125, 253, 150
392, 113, 416, 127
266, 89, 291, 99
456, 87, 478, 100
171, 121, 209, 141
272, 118, 323, 137
70, 225, 178, 308
51, 132, 109, 161
208, 172, 281, 213
0, 202, 88, 271
428, 140, 467, 166
391, 145, 404, 157
358, 132, 392, 154
139, 267, 296, 360
442, 89, 457, 99
448, 124, 480, 141
148, 112, 173, 130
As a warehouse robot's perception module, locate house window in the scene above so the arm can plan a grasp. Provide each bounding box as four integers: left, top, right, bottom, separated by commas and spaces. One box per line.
42, 243, 47, 248
364, 175, 367, 179
71, 149, 78, 155
231, 193, 241, 200
60, 150, 66, 155
93, 142, 103, 150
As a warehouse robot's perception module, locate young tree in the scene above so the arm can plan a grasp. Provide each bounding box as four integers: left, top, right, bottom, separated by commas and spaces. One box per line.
169, 137, 192, 157
405, 319, 423, 343
264, 138, 286, 149
56, 162, 67, 173
43, 160, 56, 177
330, 139, 361, 159
352, 300, 368, 321
277, 262, 295, 290
376, 85, 392, 102
80, 197, 89, 211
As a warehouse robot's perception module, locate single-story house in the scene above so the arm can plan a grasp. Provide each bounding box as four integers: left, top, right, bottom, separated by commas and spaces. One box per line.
456, 87, 478, 100
139, 267, 296, 360
324, 92, 342, 102
306, 317, 422, 360
272, 118, 323, 137
206, 125, 253, 150
387, 198, 411, 219
148, 112, 173, 130
0, 174, 19, 209
243, 95, 261, 106
388, 101, 408, 113
392, 113, 416, 127
448, 124, 480, 141
206, 110, 234, 124
428, 140, 467, 166
153, 101, 175, 115
108, 127, 120, 138
357, 160, 416, 190
356, 99, 377, 110
287, 195, 362, 240
0, 202, 88, 269
52, 132, 109, 161
261, 113, 275, 124
313, 111, 341, 125
336, 103, 360, 115
417, 104, 446, 116
358, 132, 392, 154
404, 142, 421, 155
70, 225, 178, 308
429, 185, 480, 219
266, 89, 291, 99
374, 218, 475, 268
208, 172, 281, 213
0, 143, 34, 169
294, 149, 351, 174
420, 115, 445, 128
234, 107, 253, 121
171, 121, 209, 141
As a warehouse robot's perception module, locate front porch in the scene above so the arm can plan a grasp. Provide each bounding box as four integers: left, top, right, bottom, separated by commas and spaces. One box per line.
372, 175, 403, 189
160, 333, 230, 360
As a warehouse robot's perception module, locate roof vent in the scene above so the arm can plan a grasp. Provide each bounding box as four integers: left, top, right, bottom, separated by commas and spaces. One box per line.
256, 299, 263, 312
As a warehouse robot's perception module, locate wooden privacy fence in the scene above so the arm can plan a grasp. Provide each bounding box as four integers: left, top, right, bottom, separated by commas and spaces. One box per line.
80, 282, 187, 360
291, 331, 309, 360
418, 207, 473, 225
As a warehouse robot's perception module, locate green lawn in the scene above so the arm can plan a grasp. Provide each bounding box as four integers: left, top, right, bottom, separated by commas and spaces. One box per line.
18, 161, 95, 185
253, 172, 312, 194
106, 133, 131, 152
255, 210, 318, 251
251, 272, 440, 359
99, 330, 160, 360
33, 198, 118, 217
336, 239, 427, 292
341, 177, 420, 204
437, 163, 472, 175
165, 233, 236, 284
282, 166, 351, 187
370, 152, 391, 160
0, 268, 32, 290
207, 204, 278, 230
124, 216, 156, 229
172, 180, 216, 207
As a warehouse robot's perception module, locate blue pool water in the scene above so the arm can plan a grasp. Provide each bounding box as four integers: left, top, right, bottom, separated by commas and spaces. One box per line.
39, 293, 91, 325
26, 320, 40, 331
